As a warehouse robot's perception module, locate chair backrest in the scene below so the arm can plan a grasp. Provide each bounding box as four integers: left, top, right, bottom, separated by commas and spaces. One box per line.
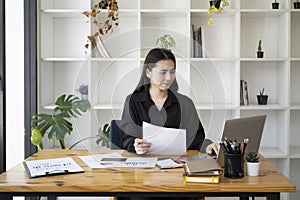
109, 120, 124, 150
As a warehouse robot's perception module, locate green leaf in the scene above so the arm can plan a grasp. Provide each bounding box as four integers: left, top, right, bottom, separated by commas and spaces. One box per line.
32, 113, 72, 141
54, 94, 91, 118
96, 123, 110, 148
30, 94, 92, 149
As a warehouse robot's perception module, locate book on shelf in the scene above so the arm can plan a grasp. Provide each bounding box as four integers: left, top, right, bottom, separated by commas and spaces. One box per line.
191, 25, 204, 58
240, 80, 249, 105
183, 158, 223, 184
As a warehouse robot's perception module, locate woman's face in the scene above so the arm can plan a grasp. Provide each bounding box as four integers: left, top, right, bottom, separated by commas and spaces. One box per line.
146, 59, 176, 91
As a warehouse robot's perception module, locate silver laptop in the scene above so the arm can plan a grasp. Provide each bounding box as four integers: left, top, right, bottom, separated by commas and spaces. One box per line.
217, 115, 266, 167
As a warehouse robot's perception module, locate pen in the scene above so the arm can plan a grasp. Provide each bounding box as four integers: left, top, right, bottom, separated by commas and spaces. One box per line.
219, 142, 228, 153
45, 169, 69, 175
226, 139, 233, 153
242, 138, 249, 152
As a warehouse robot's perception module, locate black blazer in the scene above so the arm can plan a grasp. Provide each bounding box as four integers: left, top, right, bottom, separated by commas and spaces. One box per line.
119, 89, 205, 153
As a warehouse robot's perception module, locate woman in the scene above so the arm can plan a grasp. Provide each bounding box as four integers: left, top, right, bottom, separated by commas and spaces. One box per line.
120, 48, 218, 155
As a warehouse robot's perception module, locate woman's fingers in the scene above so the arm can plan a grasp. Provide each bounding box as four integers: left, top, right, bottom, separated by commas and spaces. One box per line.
134, 138, 152, 154
206, 142, 220, 155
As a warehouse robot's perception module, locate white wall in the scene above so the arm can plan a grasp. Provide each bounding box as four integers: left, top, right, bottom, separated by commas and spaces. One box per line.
5, 0, 24, 170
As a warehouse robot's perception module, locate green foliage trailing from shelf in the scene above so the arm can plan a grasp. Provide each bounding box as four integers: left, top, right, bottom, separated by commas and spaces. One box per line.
208, 0, 229, 26
31, 94, 91, 150
83, 0, 119, 50
246, 150, 260, 163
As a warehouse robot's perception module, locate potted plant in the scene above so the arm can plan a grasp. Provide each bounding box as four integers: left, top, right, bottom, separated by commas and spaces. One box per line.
155, 34, 176, 51
257, 40, 264, 58
246, 150, 260, 176
208, 0, 229, 25
77, 84, 88, 100
257, 88, 269, 105
294, 0, 300, 9
30, 94, 92, 150
272, 0, 279, 9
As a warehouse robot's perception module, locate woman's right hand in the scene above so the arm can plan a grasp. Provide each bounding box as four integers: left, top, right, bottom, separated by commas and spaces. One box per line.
133, 138, 152, 154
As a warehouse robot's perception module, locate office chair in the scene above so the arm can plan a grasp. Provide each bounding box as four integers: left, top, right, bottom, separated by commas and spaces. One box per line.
110, 119, 125, 150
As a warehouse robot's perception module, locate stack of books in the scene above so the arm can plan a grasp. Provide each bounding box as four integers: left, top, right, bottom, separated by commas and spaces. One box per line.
183, 159, 223, 184
191, 25, 205, 58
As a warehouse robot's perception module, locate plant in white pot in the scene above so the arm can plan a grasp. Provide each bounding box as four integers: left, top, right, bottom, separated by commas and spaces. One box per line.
246, 150, 260, 176
77, 83, 88, 100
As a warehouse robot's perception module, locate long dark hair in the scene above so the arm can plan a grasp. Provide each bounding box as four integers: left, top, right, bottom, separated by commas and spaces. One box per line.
135, 48, 178, 92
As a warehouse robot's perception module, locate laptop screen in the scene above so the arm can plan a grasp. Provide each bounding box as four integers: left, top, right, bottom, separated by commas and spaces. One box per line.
217, 115, 266, 167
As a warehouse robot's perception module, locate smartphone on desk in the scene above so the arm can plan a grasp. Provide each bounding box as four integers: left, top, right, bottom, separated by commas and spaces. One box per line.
100, 158, 127, 162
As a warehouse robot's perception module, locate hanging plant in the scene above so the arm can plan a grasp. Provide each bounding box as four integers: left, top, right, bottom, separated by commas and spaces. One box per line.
82, 0, 119, 50
208, 0, 229, 26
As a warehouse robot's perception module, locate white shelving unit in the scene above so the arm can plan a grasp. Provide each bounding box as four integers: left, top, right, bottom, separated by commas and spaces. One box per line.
38, 0, 299, 198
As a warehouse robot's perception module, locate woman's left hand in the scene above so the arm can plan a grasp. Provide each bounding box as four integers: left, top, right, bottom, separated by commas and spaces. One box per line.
206, 142, 219, 155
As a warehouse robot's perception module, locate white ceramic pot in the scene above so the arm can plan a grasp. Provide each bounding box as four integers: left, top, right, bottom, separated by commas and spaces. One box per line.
246, 162, 260, 176
81, 94, 88, 100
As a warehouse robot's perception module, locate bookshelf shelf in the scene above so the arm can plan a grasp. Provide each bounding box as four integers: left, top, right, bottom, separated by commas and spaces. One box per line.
290, 147, 300, 158
260, 147, 288, 159
240, 104, 288, 110
38, 1, 299, 198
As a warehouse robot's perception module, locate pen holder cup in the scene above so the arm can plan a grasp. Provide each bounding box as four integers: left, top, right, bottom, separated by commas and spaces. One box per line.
224, 153, 244, 178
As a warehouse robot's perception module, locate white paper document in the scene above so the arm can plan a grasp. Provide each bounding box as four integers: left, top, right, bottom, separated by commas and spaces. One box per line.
78, 152, 124, 168
156, 158, 183, 169
23, 157, 84, 178
78, 152, 157, 168
143, 121, 187, 155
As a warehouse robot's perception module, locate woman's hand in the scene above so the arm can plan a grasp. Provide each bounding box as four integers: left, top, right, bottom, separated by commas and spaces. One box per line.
206, 142, 219, 155
133, 138, 152, 154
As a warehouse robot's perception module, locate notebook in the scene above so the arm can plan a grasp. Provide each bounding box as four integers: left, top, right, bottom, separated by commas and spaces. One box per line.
217, 115, 266, 167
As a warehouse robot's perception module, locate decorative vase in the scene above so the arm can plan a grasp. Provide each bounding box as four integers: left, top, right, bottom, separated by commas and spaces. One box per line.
209, 0, 221, 9
294, 2, 300, 9
246, 162, 260, 176
257, 95, 268, 105
272, 2, 279, 9
81, 94, 88, 100
92, 36, 111, 58
257, 51, 264, 58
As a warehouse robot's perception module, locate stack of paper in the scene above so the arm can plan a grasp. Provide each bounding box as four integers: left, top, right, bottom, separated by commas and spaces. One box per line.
78, 152, 157, 168
143, 122, 186, 155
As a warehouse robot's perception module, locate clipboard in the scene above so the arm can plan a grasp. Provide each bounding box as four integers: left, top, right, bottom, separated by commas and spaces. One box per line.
23, 157, 84, 178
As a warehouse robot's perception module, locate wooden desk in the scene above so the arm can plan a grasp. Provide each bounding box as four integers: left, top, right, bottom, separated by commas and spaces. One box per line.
0, 149, 296, 200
